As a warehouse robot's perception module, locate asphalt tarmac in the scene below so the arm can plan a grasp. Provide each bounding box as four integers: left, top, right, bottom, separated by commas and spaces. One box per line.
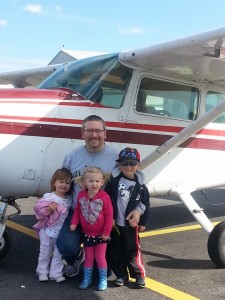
1, 189, 225, 300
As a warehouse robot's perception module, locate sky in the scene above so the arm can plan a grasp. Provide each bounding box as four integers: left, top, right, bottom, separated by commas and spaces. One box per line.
1, 0, 225, 72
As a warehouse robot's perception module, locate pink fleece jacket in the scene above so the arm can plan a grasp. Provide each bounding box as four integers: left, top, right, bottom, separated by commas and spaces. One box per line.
71, 189, 113, 237
33, 199, 67, 235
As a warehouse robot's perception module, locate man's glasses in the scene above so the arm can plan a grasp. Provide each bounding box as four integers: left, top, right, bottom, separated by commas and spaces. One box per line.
119, 161, 138, 167
83, 129, 105, 135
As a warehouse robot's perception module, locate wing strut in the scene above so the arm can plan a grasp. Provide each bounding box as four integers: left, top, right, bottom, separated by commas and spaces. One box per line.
140, 100, 225, 170
140, 101, 225, 235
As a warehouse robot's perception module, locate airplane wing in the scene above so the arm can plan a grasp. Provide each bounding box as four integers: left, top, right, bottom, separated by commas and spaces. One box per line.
0, 64, 63, 88
3, 27, 225, 88
119, 26, 225, 85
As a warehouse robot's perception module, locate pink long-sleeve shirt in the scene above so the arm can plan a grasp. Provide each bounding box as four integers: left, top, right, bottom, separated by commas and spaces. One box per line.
71, 189, 113, 237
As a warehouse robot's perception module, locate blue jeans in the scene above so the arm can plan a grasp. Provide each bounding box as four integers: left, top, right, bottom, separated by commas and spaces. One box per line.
56, 209, 81, 265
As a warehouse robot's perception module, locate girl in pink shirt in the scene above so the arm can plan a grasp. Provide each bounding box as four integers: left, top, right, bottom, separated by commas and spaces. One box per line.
70, 167, 113, 291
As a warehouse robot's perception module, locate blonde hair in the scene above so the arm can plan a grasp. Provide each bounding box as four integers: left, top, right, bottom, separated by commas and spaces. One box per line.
74, 167, 110, 189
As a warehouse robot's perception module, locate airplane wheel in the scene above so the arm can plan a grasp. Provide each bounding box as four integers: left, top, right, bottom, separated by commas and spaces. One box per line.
0, 227, 13, 259
207, 221, 225, 268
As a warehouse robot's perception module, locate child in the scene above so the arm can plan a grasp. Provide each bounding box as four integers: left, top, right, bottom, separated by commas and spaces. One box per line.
70, 167, 113, 291
33, 167, 72, 282
105, 147, 150, 289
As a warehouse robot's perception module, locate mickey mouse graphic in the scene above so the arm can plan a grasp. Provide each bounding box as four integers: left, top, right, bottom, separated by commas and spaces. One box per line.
118, 182, 134, 200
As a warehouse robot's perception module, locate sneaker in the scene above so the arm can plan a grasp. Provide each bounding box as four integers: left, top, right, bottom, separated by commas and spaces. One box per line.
38, 274, 48, 282
50, 276, 66, 283
115, 275, 129, 286
136, 275, 145, 288
64, 249, 85, 277
107, 269, 113, 279
64, 264, 75, 277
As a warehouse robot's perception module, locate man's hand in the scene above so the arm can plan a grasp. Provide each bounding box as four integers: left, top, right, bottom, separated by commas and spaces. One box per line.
126, 209, 141, 227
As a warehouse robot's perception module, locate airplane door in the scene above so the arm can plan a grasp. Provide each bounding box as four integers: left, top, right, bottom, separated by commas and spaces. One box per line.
125, 71, 201, 186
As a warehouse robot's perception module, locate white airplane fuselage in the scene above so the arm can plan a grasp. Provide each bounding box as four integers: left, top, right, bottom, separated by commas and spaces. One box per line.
2, 27, 225, 266
0, 74, 225, 197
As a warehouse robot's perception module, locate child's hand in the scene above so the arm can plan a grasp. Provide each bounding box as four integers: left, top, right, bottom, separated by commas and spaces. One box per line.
138, 225, 146, 232
126, 209, 140, 227
47, 203, 58, 213
70, 224, 77, 231
101, 235, 109, 241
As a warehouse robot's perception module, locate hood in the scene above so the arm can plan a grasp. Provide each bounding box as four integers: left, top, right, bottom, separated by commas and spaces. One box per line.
111, 167, 146, 184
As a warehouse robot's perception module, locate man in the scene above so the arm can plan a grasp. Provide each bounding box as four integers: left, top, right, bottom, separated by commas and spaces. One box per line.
56, 115, 142, 278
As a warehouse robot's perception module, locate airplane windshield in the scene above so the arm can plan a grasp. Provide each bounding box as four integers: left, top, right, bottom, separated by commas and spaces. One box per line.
38, 53, 132, 108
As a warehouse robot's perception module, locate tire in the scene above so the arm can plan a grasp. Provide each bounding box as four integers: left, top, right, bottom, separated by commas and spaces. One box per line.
0, 226, 13, 259
207, 221, 225, 268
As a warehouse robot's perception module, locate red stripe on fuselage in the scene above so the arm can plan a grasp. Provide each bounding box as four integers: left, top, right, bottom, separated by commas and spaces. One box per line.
1, 120, 225, 151
1, 93, 225, 137
1, 115, 225, 137
0, 88, 88, 101
0, 100, 103, 107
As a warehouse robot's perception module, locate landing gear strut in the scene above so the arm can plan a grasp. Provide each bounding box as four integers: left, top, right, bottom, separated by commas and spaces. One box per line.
0, 227, 12, 259
169, 188, 225, 267
0, 197, 21, 259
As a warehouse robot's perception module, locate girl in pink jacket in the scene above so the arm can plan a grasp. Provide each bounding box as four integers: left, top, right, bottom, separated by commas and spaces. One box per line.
33, 168, 72, 283
70, 167, 113, 291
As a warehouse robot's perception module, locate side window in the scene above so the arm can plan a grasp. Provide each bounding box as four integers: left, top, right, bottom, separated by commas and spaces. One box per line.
206, 92, 225, 123
135, 77, 199, 120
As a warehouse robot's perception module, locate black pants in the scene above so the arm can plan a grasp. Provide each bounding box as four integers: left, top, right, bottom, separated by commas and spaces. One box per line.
107, 225, 145, 279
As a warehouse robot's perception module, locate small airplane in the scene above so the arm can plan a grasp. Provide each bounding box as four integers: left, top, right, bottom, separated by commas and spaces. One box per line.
1, 26, 225, 267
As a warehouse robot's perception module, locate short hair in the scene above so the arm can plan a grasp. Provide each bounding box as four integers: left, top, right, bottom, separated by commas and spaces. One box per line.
50, 167, 72, 191
74, 166, 110, 189
82, 115, 106, 130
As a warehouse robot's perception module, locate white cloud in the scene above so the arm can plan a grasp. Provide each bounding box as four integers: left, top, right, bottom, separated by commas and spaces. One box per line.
0, 19, 7, 26
23, 4, 43, 13
118, 27, 144, 34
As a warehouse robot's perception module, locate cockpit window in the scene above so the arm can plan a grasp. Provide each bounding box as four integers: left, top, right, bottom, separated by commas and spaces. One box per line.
206, 91, 225, 123
135, 77, 199, 120
38, 53, 132, 109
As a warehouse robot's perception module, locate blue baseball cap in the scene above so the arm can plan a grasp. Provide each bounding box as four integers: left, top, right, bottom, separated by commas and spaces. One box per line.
116, 147, 140, 162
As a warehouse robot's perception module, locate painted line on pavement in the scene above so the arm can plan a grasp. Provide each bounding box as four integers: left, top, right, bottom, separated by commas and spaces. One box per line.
130, 277, 199, 300
6, 219, 220, 300
139, 221, 220, 238
6, 220, 39, 239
